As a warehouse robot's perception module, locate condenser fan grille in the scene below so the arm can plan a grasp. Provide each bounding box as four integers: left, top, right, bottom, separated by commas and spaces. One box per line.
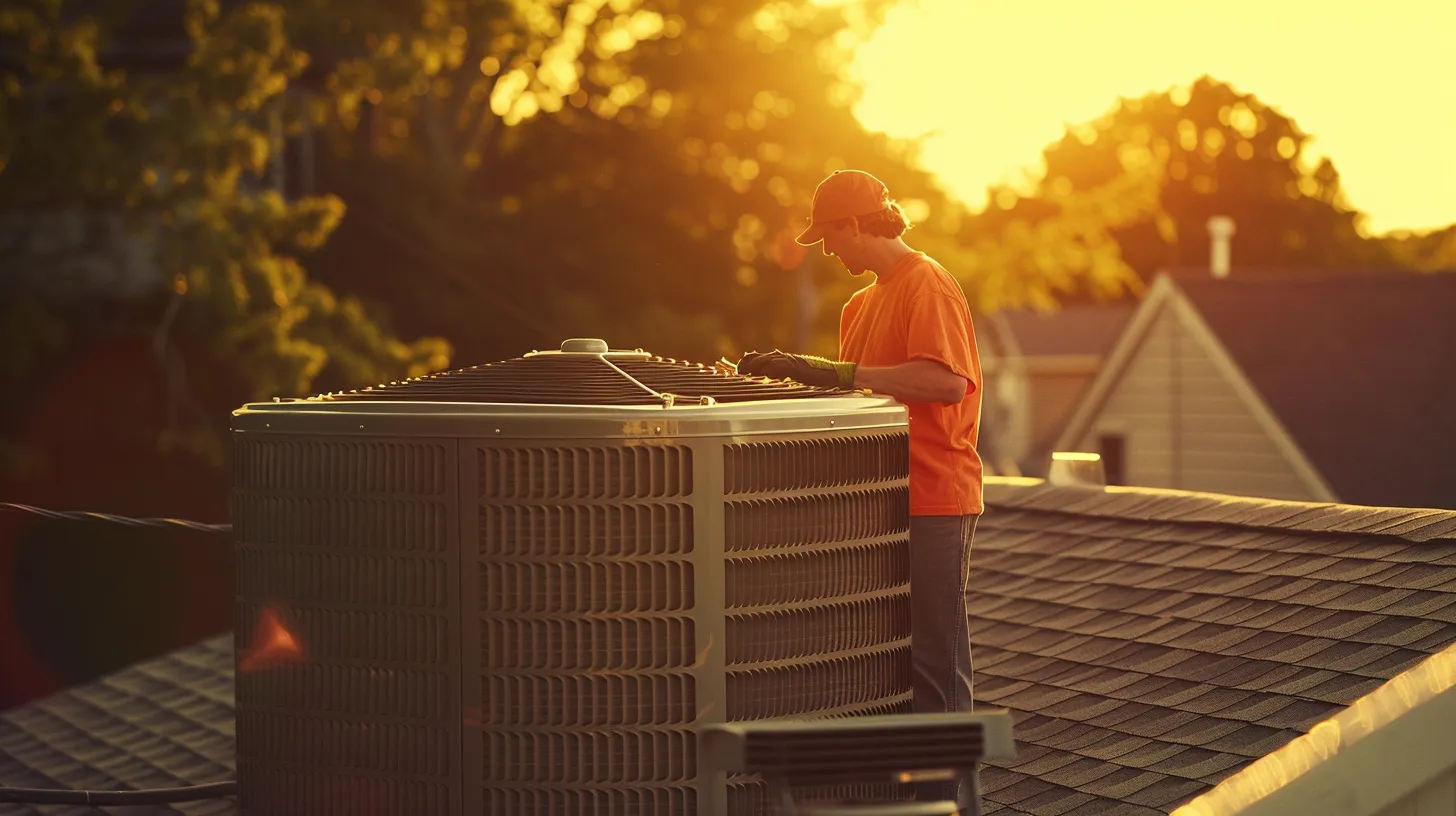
312, 351, 839, 405
231, 339, 915, 816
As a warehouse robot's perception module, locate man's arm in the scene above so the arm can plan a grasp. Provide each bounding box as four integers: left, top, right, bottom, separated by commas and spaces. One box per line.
853, 359, 969, 405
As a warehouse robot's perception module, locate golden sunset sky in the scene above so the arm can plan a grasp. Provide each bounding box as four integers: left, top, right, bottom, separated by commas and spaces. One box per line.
830, 0, 1456, 235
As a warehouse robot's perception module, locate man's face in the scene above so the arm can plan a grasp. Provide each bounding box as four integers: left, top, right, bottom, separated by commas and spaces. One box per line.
821, 225, 869, 276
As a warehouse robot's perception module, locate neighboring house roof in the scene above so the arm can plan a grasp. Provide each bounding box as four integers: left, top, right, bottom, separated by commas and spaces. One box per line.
990, 303, 1138, 359
978, 303, 1135, 359
0, 635, 235, 816
1170, 271, 1456, 511
1057, 270, 1456, 510
6, 483, 1456, 814
972, 479, 1456, 814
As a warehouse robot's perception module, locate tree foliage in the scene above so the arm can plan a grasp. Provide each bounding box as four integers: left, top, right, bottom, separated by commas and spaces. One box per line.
0, 0, 450, 411
988, 76, 1409, 285
282, 0, 1158, 366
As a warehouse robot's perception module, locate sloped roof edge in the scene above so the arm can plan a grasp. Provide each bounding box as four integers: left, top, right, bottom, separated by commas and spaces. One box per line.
0, 633, 236, 814
1171, 640, 1456, 816
1049, 276, 1337, 504
985, 478, 1456, 543
1053, 276, 1181, 453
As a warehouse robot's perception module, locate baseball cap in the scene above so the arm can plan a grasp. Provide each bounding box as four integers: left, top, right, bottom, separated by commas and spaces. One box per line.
794, 169, 890, 246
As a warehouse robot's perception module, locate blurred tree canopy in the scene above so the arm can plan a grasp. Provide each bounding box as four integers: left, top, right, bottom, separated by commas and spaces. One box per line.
982, 75, 1450, 289
8, 3, 1445, 436
0, 0, 451, 403
267, 0, 1163, 363
0, 0, 1170, 500
1, 0, 1167, 412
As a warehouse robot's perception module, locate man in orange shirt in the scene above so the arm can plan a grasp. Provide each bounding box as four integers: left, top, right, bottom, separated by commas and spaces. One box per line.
737, 169, 983, 808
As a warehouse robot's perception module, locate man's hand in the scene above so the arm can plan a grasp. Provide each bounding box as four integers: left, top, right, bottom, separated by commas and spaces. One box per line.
735, 350, 857, 390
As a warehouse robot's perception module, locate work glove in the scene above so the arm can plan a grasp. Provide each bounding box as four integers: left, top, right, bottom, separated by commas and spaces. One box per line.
736, 350, 857, 390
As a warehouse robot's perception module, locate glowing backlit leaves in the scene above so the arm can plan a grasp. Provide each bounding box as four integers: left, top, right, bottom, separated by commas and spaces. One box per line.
1223, 102, 1260, 139
1117, 140, 1162, 173
489, 67, 532, 120
1177, 118, 1199, 152
1202, 127, 1225, 158
0, 0, 450, 400
732, 213, 766, 263
1028, 75, 1411, 274
478, 0, 673, 127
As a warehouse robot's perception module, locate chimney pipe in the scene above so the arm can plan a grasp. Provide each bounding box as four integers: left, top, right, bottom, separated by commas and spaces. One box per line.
1207, 216, 1236, 279
1048, 451, 1106, 488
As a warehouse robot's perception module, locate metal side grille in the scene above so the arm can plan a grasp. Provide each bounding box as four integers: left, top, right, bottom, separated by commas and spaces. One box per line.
232, 436, 461, 816
480, 445, 692, 499
480, 560, 695, 613
725, 540, 909, 608
481, 503, 693, 558
724, 596, 910, 664
721, 431, 913, 813
481, 616, 693, 671
726, 647, 911, 721
234, 438, 452, 494
237, 770, 452, 815
724, 434, 910, 494
724, 488, 910, 552
482, 786, 696, 814
468, 442, 699, 813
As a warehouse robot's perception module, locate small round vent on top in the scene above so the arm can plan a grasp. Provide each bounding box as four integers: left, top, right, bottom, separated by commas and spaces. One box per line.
310, 339, 839, 406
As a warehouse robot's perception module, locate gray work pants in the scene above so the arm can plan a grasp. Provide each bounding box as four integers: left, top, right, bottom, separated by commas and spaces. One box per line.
910, 514, 978, 811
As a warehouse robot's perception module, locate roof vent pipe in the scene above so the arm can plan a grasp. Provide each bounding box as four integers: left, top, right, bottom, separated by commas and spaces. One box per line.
1207, 215, 1236, 279
1048, 451, 1107, 488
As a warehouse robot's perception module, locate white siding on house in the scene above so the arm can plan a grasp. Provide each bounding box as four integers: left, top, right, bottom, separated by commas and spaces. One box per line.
1071, 297, 1318, 501
1073, 301, 1176, 485
1380, 770, 1456, 816
1025, 367, 1098, 468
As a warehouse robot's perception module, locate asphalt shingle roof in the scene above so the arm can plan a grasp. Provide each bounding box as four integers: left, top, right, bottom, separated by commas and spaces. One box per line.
5, 482, 1456, 814
973, 481, 1456, 814
992, 304, 1136, 359
0, 635, 235, 815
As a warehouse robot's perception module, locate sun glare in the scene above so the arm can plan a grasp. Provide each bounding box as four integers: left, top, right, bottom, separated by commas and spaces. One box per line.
836, 0, 1456, 235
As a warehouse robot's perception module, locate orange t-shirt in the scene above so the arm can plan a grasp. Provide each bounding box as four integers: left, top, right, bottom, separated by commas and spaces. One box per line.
839, 251, 984, 516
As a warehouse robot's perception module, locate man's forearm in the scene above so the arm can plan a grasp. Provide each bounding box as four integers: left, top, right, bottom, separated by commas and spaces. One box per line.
852, 359, 968, 404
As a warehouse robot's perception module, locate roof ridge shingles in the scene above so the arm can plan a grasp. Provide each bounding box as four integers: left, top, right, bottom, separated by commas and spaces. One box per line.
986, 480, 1456, 542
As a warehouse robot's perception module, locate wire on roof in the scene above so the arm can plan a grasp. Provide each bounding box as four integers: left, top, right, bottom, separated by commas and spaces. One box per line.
0, 502, 232, 533
0, 780, 237, 805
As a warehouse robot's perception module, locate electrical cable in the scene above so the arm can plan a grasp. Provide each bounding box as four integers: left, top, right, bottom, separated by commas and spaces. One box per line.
0, 502, 231, 533
0, 780, 237, 805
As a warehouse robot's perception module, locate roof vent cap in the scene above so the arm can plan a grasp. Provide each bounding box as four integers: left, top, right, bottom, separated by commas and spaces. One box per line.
560, 337, 609, 354
1207, 215, 1236, 279
1048, 451, 1107, 488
